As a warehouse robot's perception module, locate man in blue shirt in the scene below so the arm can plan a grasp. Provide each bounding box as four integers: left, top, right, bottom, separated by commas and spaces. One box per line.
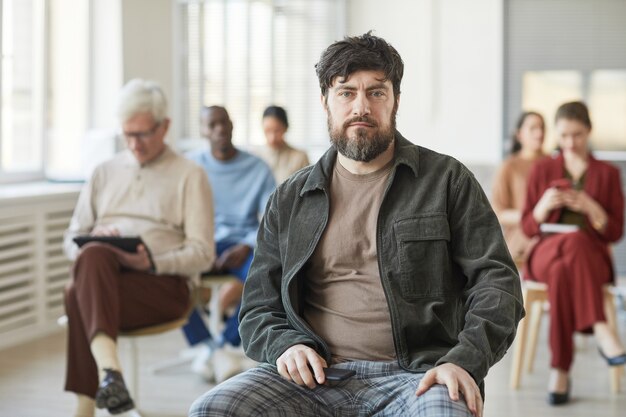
185, 106, 276, 382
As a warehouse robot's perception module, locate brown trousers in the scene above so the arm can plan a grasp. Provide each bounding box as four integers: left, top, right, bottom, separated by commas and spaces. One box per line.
64, 244, 190, 398
527, 231, 612, 371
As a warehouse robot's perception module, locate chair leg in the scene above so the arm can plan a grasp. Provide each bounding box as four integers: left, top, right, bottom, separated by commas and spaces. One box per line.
509, 316, 528, 389
604, 289, 622, 393
149, 348, 196, 374
525, 300, 544, 373
128, 409, 144, 417
510, 288, 533, 389
209, 282, 223, 336
129, 338, 140, 406
610, 367, 622, 394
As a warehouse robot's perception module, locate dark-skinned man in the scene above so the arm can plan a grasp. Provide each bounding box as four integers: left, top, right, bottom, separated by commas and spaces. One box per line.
183, 106, 276, 383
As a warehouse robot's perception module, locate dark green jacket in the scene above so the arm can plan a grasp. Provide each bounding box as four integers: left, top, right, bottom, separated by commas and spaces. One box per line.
240, 132, 524, 386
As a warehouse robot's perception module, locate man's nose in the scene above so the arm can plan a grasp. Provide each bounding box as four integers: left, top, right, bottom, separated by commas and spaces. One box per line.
352, 93, 371, 116
216, 122, 229, 133
128, 137, 141, 150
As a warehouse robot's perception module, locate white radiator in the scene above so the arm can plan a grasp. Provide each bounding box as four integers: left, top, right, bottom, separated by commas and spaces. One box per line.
0, 185, 79, 350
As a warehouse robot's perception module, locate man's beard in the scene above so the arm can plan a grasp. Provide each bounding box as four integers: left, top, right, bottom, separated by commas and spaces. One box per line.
328, 110, 396, 163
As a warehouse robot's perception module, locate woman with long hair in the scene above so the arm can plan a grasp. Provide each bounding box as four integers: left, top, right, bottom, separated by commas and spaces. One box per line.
257, 105, 309, 184
492, 111, 546, 263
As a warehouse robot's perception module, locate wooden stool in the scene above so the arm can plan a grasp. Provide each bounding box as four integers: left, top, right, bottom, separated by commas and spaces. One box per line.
120, 293, 196, 415
509, 281, 623, 393
199, 273, 238, 335
130, 274, 237, 379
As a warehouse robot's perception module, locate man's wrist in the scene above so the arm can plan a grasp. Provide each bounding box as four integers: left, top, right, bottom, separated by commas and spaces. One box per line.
146, 252, 157, 273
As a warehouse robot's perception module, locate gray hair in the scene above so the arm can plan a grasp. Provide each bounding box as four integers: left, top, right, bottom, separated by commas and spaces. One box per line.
117, 78, 168, 123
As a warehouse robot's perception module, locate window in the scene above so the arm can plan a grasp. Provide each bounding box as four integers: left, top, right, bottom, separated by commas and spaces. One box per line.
504, 0, 626, 155
178, 0, 346, 159
523, 70, 626, 153
1, 0, 46, 183
0, 0, 89, 184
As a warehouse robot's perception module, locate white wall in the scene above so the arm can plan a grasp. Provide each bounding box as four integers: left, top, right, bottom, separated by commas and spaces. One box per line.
121, 0, 178, 141
347, 0, 503, 165
91, 0, 122, 129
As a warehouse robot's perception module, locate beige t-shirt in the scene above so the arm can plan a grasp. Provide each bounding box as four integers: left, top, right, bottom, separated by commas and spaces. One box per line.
303, 158, 396, 363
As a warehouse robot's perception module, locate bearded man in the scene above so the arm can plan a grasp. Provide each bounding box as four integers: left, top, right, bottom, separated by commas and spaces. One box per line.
189, 32, 524, 417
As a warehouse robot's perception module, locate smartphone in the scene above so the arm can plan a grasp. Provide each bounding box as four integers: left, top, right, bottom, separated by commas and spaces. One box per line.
323, 367, 356, 382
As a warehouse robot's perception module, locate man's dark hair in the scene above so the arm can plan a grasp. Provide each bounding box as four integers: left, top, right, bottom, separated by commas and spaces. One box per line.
263, 105, 289, 128
555, 101, 592, 129
315, 31, 404, 99
202, 105, 228, 116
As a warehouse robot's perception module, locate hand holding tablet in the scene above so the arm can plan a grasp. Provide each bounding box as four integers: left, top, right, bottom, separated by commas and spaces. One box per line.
73, 236, 145, 253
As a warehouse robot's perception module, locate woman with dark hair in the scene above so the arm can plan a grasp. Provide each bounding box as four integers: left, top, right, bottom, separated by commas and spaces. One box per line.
521, 101, 625, 405
492, 111, 545, 263
257, 105, 309, 183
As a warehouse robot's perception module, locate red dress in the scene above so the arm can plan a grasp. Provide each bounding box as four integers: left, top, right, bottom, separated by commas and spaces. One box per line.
521, 152, 624, 371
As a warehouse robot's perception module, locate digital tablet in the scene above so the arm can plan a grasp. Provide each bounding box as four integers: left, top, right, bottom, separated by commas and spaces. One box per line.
72, 236, 144, 253
539, 223, 579, 234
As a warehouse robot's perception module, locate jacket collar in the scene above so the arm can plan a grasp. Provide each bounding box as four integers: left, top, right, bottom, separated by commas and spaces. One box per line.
300, 130, 419, 196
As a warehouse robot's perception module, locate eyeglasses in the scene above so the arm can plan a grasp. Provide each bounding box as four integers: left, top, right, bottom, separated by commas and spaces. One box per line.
121, 122, 161, 141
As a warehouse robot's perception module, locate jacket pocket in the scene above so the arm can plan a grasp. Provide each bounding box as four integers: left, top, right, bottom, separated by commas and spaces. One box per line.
394, 214, 453, 298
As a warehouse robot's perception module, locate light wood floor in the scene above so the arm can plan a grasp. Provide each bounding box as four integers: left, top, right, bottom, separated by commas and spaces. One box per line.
1, 317, 625, 417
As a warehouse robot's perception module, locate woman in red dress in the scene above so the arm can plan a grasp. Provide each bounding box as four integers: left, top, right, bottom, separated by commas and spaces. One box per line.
521, 101, 625, 405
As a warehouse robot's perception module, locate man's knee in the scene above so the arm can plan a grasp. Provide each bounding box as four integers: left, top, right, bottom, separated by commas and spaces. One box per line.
561, 232, 593, 257
73, 244, 118, 286
412, 384, 473, 417
75, 243, 117, 269
188, 392, 214, 417
189, 367, 299, 417
188, 384, 251, 417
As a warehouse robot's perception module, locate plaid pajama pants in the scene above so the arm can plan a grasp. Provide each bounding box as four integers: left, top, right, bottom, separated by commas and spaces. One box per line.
189, 360, 473, 417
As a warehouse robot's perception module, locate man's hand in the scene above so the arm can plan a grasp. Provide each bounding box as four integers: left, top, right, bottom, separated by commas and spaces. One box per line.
109, 244, 153, 272
215, 244, 252, 271
90, 225, 120, 237
276, 344, 327, 389
415, 363, 483, 417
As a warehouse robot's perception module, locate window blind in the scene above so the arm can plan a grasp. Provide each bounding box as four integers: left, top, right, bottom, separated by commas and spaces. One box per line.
179, 0, 346, 157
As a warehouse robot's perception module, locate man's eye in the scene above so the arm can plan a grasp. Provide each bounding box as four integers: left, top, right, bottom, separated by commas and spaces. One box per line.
371, 91, 385, 97
340, 91, 352, 97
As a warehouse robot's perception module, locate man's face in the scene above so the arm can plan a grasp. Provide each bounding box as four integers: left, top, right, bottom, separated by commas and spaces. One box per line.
323, 70, 398, 162
201, 108, 234, 152
122, 112, 168, 165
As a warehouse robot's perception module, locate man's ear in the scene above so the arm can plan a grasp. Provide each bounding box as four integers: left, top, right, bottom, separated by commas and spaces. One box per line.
161, 118, 171, 135
320, 94, 328, 112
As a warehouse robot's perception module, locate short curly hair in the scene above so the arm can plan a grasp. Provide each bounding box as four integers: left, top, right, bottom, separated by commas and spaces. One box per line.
315, 31, 404, 99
